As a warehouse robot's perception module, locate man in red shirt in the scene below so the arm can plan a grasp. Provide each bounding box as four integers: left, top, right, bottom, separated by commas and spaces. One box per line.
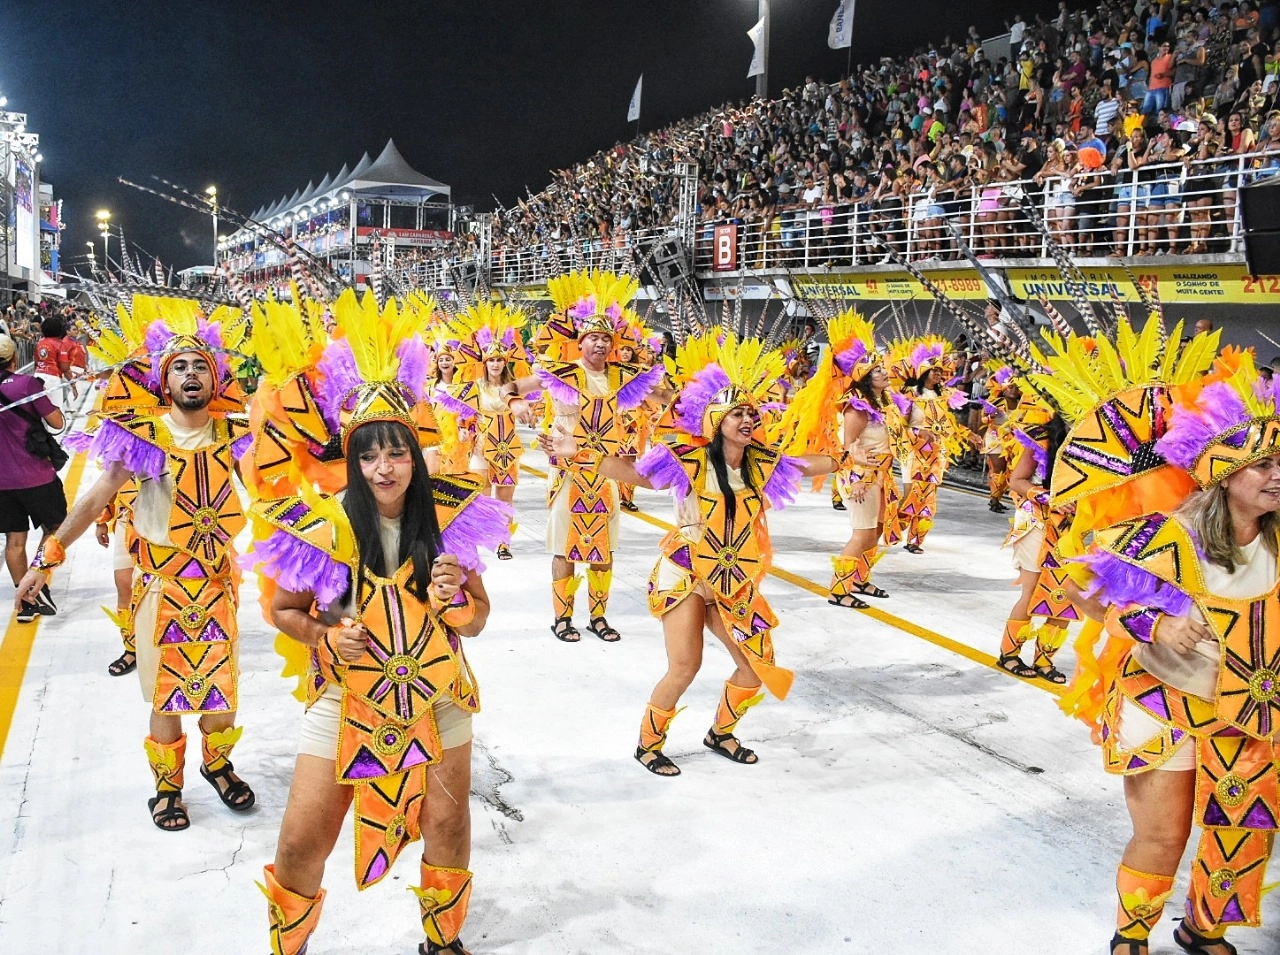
33, 315, 72, 413
0, 334, 65, 622
1144, 41, 1175, 114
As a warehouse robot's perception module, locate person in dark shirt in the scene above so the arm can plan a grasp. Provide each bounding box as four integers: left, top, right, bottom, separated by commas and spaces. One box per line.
0, 334, 65, 623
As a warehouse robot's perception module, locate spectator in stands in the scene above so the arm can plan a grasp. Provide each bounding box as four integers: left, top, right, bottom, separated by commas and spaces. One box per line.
0, 334, 64, 624
1144, 39, 1177, 113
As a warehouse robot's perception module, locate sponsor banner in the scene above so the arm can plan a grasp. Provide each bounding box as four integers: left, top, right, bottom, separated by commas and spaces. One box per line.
705, 284, 775, 300
796, 266, 1280, 303
355, 226, 452, 246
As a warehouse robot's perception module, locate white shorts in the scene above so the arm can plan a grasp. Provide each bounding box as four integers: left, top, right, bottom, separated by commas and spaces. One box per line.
840, 482, 884, 531
1114, 696, 1195, 772
297, 685, 473, 760
113, 525, 132, 572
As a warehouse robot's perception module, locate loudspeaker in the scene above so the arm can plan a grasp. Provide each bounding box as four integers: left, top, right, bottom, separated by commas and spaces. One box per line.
1239, 177, 1280, 275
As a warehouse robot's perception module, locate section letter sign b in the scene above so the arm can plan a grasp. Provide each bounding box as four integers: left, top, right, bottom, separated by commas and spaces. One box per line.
713, 224, 738, 272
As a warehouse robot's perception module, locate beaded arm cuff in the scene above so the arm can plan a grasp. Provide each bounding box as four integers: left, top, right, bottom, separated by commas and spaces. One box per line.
430, 588, 476, 628
30, 536, 67, 572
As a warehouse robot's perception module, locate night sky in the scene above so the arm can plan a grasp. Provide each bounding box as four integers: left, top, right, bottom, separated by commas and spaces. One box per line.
4, 0, 1060, 274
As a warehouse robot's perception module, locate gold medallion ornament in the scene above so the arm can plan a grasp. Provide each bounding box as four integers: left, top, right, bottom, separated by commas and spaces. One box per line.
1216, 773, 1249, 809
1208, 867, 1239, 899
385, 655, 421, 685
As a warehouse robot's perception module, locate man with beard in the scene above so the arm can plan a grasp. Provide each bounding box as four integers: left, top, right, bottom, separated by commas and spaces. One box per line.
17, 332, 255, 833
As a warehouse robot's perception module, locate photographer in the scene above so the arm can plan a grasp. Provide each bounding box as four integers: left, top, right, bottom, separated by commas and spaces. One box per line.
0, 334, 65, 623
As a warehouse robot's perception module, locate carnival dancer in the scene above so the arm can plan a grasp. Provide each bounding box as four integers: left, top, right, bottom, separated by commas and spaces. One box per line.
427, 327, 478, 478
1016, 315, 1258, 954
434, 302, 530, 560
782, 310, 904, 609
244, 288, 507, 955
550, 331, 838, 775
979, 365, 1022, 513
16, 295, 256, 831
889, 337, 969, 554
997, 405, 1079, 683
96, 483, 140, 676
511, 270, 665, 643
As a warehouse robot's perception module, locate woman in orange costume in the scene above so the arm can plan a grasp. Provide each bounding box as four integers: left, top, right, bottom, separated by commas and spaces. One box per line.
435, 302, 530, 559
246, 290, 507, 955
890, 337, 968, 554
551, 332, 838, 776
997, 407, 1079, 683
427, 331, 477, 478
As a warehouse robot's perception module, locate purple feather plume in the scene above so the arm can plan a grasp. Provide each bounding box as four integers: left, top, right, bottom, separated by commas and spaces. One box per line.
833, 340, 869, 376
90, 418, 166, 481
674, 365, 731, 436
242, 530, 351, 611
432, 385, 478, 420
63, 430, 94, 452
534, 366, 581, 407
396, 336, 430, 403
946, 390, 968, 410
1014, 428, 1048, 480
635, 444, 692, 501
844, 394, 885, 423
316, 339, 361, 429
617, 363, 664, 411
1155, 382, 1250, 471
890, 391, 912, 416
142, 321, 176, 392
762, 454, 805, 509
1075, 548, 1195, 617
439, 491, 512, 573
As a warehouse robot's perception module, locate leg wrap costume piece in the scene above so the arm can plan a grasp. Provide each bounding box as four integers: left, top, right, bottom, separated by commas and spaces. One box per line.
900, 436, 941, 547
638, 703, 677, 754
829, 550, 882, 597
586, 566, 612, 619
713, 680, 765, 736
552, 573, 579, 620
144, 734, 186, 793
112, 606, 136, 657
200, 721, 243, 774
415, 862, 474, 949
259, 864, 325, 955
1115, 864, 1175, 941
1000, 618, 1033, 658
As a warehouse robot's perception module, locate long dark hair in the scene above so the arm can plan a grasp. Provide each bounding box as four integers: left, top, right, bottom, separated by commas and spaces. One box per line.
1043, 414, 1067, 487
852, 371, 889, 409
342, 420, 443, 604
706, 427, 756, 529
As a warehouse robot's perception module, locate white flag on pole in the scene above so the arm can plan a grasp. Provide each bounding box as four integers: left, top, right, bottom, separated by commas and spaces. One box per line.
828, 0, 856, 50
627, 74, 643, 122
747, 17, 766, 77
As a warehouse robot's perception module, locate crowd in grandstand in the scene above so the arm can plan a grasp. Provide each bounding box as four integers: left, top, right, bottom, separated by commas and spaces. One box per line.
473, 0, 1280, 267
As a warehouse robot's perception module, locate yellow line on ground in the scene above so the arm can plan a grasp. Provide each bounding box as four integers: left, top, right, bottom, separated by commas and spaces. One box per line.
520, 462, 1063, 696
0, 454, 88, 761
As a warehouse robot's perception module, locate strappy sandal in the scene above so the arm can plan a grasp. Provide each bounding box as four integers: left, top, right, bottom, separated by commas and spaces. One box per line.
998, 654, 1038, 679
496, 544, 512, 560
828, 593, 870, 609
703, 729, 758, 764
587, 616, 621, 642
904, 543, 924, 554
634, 746, 681, 776
420, 939, 473, 955
619, 500, 639, 512
988, 499, 1009, 513
1109, 933, 1148, 954
147, 791, 190, 832
551, 617, 580, 642
107, 650, 137, 677
1173, 919, 1238, 955
1035, 664, 1068, 685
199, 761, 256, 812
850, 581, 890, 599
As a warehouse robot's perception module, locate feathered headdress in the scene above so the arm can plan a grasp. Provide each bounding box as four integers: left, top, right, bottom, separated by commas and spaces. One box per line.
668, 331, 785, 442
445, 300, 528, 371
546, 269, 638, 341
887, 334, 951, 388
315, 289, 432, 451
1155, 348, 1280, 489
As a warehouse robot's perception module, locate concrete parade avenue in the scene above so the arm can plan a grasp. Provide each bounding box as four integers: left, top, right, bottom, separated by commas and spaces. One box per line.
0, 433, 1276, 954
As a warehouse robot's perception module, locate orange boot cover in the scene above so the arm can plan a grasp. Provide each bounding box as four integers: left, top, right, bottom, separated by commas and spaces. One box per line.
901, 482, 937, 545
999, 619, 1032, 658
1033, 624, 1068, 670
586, 567, 612, 619
639, 703, 677, 753
1187, 828, 1274, 930
106, 605, 136, 654
144, 734, 186, 793
414, 862, 473, 948
829, 556, 859, 598
258, 864, 325, 955
712, 680, 765, 736
200, 722, 244, 774
987, 467, 1009, 503
1115, 863, 1174, 941
851, 549, 882, 587
551, 572, 579, 620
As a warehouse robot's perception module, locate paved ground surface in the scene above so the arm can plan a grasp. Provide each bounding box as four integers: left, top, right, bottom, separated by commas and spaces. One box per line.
0, 434, 1275, 954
